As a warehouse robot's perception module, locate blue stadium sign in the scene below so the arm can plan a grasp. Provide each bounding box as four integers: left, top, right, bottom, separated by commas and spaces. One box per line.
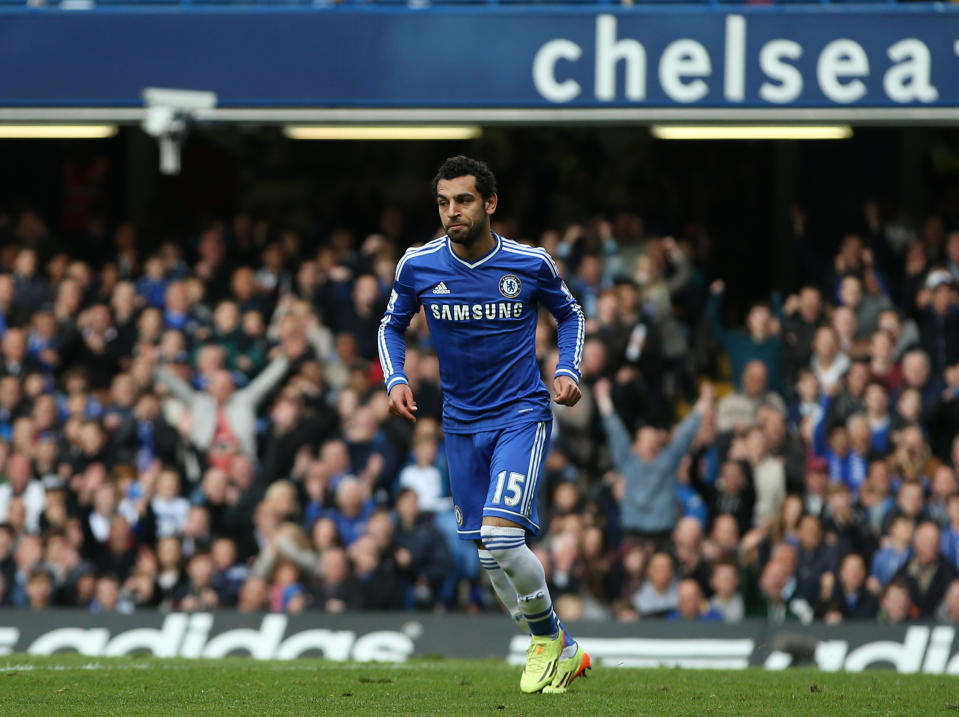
1, 7, 959, 118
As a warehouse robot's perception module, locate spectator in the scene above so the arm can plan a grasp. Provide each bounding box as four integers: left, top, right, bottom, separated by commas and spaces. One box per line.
782, 286, 824, 383
0, 453, 44, 533
810, 326, 850, 395
667, 578, 722, 622
892, 521, 958, 619
935, 580, 959, 623
394, 435, 448, 515
794, 514, 838, 603
838, 274, 891, 341
822, 482, 876, 560
151, 469, 190, 539
818, 553, 879, 622
596, 378, 713, 544
707, 281, 784, 395
393, 489, 453, 609
154, 348, 295, 467
237, 575, 269, 613
870, 513, 915, 590
756, 555, 805, 624
314, 547, 355, 613
325, 478, 375, 547
178, 551, 220, 612
690, 459, 755, 538
672, 517, 711, 596
709, 561, 743, 623
632, 552, 679, 618
878, 577, 914, 624
25, 568, 53, 610
715, 361, 786, 434
917, 270, 959, 376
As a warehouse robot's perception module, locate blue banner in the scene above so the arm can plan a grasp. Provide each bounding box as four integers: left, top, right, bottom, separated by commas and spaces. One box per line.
0, 8, 958, 108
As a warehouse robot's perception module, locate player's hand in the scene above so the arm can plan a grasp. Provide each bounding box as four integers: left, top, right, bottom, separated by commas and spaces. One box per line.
553, 376, 581, 407
388, 383, 418, 422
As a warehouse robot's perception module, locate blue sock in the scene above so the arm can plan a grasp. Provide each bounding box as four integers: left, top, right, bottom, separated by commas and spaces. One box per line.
521, 595, 560, 637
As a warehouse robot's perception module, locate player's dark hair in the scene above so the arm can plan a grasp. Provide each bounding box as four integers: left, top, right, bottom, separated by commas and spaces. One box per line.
432, 156, 497, 200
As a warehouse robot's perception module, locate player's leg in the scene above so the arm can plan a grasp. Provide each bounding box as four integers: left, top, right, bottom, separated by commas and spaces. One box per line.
444, 430, 524, 623
481, 421, 589, 693
477, 543, 526, 628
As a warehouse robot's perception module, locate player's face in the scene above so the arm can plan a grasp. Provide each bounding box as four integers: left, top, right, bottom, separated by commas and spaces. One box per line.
436, 175, 496, 247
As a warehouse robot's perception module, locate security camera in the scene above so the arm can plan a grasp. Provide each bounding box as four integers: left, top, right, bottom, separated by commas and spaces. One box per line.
141, 87, 217, 175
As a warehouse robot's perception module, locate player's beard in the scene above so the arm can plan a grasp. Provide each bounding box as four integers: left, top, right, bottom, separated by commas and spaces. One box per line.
447, 218, 488, 248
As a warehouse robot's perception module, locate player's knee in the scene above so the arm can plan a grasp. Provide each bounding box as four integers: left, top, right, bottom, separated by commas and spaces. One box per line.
479, 524, 527, 561
481, 515, 524, 530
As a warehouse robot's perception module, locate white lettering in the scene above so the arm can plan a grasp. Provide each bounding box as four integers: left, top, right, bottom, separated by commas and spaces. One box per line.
430, 304, 440, 319
759, 39, 803, 104
818, 39, 868, 104
814, 640, 848, 672
513, 303, 522, 318
472, 305, 482, 320
884, 38, 938, 103
0, 628, 19, 656
453, 305, 470, 321
201, 615, 287, 659
28, 628, 109, 656
485, 305, 497, 319
724, 15, 746, 102
179, 613, 213, 658
659, 39, 711, 103
498, 303, 512, 319
351, 631, 415, 662
922, 626, 954, 673
276, 630, 356, 660
595, 14, 646, 101
104, 613, 188, 657
441, 305, 452, 321
533, 39, 582, 103
844, 626, 927, 673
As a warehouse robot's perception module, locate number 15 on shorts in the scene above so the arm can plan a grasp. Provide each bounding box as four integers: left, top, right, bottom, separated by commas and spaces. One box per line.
492, 470, 526, 507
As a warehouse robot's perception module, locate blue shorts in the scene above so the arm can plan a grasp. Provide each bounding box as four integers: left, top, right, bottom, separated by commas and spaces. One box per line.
444, 420, 551, 541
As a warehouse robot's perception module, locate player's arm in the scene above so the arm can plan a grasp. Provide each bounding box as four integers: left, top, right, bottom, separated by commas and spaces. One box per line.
536, 253, 584, 406
379, 265, 421, 422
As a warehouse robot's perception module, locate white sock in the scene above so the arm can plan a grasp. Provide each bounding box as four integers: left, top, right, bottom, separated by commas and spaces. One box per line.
477, 548, 526, 628
480, 525, 559, 637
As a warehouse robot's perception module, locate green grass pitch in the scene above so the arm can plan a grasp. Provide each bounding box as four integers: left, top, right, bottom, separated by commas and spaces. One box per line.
1, 655, 957, 716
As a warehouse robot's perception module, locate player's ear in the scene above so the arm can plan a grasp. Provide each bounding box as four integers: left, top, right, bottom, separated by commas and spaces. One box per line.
486, 193, 498, 215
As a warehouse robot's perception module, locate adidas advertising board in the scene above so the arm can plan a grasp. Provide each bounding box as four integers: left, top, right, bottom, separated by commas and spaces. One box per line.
5, 613, 959, 673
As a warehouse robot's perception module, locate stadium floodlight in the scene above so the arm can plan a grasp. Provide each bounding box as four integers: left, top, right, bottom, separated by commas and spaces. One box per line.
650, 125, 853, 141
141, 87, 217, 175
283, 125, 482, 141
0, 125, 117, 139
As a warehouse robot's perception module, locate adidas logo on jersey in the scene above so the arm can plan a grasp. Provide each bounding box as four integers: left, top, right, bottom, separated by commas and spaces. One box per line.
432, 282, 451, 295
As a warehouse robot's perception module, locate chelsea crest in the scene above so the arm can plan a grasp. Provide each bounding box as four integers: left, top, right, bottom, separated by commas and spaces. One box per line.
498, 274, 522, 298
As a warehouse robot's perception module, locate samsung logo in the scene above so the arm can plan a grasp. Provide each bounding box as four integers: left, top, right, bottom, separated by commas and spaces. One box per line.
429, 302, 523, 321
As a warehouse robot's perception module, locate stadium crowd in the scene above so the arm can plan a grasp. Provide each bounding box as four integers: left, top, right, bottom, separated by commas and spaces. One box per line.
1, 203, 959, 627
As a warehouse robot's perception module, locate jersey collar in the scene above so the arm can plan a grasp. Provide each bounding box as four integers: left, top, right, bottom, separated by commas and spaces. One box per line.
446, 232, 501, 270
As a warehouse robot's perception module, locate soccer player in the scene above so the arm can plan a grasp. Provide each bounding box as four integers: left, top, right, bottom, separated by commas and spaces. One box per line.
379, 156, 589, 694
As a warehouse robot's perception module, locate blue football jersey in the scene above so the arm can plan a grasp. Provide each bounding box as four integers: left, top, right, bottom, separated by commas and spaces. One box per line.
378, 233, 584, 433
